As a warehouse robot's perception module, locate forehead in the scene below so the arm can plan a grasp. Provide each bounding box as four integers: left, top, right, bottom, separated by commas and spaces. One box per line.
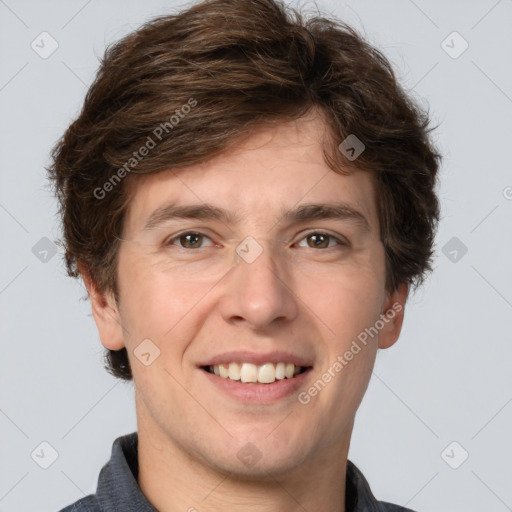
122, 114, 378, 236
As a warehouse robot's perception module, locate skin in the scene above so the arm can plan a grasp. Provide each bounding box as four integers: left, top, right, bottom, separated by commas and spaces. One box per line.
82, 109, 408, 512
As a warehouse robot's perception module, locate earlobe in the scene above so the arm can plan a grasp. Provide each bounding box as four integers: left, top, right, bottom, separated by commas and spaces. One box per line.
78, 263, 126, 351
377, 282, 408, 350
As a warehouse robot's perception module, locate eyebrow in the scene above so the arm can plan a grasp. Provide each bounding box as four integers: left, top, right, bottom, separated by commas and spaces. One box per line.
142, 201, 371, 233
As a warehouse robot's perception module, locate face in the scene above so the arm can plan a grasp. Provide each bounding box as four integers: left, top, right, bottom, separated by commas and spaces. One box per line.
86, 111, 407, 478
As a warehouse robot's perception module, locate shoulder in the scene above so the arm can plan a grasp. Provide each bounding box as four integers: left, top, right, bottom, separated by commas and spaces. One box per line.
57, 494, 99, 511
378, 502, 417, 512
346, 459, 418, 512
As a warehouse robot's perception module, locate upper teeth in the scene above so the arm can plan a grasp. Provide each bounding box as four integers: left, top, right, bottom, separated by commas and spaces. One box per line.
210, 362, 304, 384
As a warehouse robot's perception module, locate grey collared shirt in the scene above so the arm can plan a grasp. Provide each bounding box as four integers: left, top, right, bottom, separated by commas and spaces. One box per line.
58, 432, 416, 512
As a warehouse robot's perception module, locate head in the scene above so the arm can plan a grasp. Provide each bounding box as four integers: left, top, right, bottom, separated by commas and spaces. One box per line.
48, 0, 440, 477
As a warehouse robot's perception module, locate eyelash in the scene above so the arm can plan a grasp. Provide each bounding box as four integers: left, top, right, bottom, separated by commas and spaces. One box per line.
163, 230, 349, 250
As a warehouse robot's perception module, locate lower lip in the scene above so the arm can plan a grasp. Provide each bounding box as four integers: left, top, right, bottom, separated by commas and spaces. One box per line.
199, 367, 313, 404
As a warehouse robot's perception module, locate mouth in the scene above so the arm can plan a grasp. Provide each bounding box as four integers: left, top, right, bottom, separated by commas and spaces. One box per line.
201, 362, 312, 384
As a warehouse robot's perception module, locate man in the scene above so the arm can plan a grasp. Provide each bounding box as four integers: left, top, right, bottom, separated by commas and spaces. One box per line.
49, 0, 441, 510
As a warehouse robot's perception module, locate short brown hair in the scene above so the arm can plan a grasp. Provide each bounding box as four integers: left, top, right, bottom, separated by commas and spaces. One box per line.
47, 0, 441, 381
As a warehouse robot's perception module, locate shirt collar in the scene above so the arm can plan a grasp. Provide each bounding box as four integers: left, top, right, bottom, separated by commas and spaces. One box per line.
95, 432, 394, 511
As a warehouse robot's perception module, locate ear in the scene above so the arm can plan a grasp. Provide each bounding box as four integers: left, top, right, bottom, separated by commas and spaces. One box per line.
377, 282, 408, 350
79, 263, 125, 351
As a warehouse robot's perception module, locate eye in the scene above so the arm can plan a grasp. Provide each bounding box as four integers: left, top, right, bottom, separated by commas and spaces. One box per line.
162, 230, 347, 250
163, 231, 214, 249
295, 231, 348, 249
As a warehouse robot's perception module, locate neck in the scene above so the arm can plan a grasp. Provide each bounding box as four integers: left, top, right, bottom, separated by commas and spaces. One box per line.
136, 413, 351, 512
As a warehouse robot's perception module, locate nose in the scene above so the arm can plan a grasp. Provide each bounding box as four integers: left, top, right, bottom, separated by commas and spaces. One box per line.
219, 237, 298, 330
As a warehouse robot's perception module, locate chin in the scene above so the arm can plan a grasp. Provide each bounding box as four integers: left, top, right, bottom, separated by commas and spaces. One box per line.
198, 437, 311, 480
213, 451, 306, 481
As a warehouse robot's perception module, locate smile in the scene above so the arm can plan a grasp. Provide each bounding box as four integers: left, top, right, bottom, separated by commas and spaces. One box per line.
203, 362, 310, 384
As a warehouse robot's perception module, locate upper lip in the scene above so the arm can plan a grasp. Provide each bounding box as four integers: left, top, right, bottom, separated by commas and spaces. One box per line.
198, 350, 314, 368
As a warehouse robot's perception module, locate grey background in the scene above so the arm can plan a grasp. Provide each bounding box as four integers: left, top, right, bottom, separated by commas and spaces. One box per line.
1, 0, 511, 511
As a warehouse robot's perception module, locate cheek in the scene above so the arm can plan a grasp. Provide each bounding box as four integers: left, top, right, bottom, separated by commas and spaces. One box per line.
116, 253, 214, 371
297, 259, 385, 345
116, 250, 176, 340
119, 244, 225, 308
